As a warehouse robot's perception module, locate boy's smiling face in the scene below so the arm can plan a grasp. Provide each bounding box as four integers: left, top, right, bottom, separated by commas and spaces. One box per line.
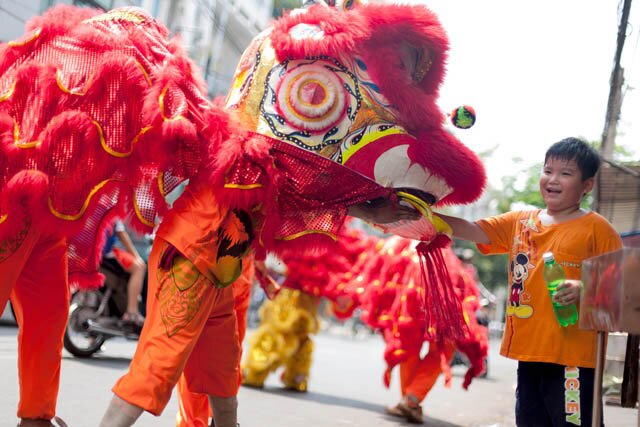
539, 157, 594, 214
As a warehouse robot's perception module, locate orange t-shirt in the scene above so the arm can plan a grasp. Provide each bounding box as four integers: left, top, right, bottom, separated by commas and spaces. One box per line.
476, 210, 621, 368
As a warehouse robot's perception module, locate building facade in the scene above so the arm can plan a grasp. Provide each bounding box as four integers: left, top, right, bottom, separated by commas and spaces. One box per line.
0, 0, 274, 96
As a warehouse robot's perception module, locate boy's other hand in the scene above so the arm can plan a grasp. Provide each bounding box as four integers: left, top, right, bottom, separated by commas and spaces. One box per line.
553, 280, 582, 306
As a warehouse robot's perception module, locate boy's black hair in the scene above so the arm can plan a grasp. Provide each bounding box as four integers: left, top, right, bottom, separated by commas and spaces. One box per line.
544, 137, 601, 180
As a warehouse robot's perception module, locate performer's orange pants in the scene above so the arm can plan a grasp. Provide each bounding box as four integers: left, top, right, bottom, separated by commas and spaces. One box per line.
112, 239, 241, 416
175, 261, 254, 427
0, 225, 69, 420
399, 342, 456, 403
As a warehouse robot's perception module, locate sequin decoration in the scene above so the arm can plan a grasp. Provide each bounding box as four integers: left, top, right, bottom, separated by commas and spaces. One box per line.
260, 57, 360, 152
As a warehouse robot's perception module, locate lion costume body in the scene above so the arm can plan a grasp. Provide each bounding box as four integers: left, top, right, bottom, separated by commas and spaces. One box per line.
0, 1, 484, 423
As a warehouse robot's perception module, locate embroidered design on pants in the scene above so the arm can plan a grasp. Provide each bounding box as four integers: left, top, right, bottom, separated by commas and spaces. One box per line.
157, 250, 209, 337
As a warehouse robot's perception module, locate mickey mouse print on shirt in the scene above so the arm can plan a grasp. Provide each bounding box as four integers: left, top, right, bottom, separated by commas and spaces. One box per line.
507, 252, 534, 318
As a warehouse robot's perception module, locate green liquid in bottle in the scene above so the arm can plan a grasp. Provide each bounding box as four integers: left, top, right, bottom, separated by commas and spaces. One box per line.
543, 254, 578, 327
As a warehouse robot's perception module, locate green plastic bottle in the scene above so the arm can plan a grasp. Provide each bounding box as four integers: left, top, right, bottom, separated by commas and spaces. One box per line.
542, 252, 578, 327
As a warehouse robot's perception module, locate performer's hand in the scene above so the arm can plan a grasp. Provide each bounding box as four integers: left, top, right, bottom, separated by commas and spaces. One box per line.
348, 197, 421, 224
553, 280, 582, 306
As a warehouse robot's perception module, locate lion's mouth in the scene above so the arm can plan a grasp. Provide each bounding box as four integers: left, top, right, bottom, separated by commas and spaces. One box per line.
373, 187, 451, 243
396, 188, 437, 207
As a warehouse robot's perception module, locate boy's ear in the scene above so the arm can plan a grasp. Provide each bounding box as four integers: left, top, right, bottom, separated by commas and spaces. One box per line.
582, 176, 595, 196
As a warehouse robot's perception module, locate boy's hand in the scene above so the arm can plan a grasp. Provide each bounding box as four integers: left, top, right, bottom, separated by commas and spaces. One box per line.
348, 198, 421, 224
553, 280, 582, 306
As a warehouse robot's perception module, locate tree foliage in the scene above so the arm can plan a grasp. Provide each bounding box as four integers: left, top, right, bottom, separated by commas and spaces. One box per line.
273, 0, 301, 17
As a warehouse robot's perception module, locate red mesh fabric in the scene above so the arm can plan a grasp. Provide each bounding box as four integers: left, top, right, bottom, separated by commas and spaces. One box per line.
67, 184, 122, 289
0, 7, 212, 289
332, 236, 488, 388
258, 139, 392, 255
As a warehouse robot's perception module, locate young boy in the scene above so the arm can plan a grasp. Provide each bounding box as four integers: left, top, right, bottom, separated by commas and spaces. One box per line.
437, 137, 622, 426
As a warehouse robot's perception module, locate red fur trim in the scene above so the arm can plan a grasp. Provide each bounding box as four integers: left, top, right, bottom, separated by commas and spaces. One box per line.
69, 272, 105, 291
409, 128, 486, 205
359, 4, 449, 130
270, 5, 369, 61
201, 132, 272, 213
25, 4, 100, 33
140, 59, 212, 176
67, 206, 120, 290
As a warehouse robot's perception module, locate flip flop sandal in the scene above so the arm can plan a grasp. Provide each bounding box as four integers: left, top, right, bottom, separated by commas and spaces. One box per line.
385, 403, 405, 418
51, 417, 68, 427
17, 417, 68, 427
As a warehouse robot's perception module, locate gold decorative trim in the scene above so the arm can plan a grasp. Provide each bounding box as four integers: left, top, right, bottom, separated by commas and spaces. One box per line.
159, 85, 186, 122
56, 58, 151, 93
8, 28, 41, 47
0, 214, 7, 224
13, 121, 41, 148
56, 70, 85, 95
136, 62, 152, 86
392, 348, 406, 356
0, 81, 16, 102
157, 173, 165, 197
83, 9, 147, 25
48, 179, 115, 221
93, 120, 152, 158
223, 183, 263, 190
277, 229, 338, 242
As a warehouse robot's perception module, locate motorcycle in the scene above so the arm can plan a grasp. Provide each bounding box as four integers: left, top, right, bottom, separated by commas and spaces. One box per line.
63, 258, 144, 358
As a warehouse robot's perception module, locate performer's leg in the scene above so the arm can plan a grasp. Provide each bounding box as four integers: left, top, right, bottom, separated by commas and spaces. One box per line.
404, 342, 456, 403
175, 260, 253, 427
281, 335, 314, 392
11, 233, 69, 420
385, 353, 419, 418
399, 353, 420, 397
182, 283, 238, 427
102, 240, 231, 425
0, 220, 36, 321
209, 396, 237, 427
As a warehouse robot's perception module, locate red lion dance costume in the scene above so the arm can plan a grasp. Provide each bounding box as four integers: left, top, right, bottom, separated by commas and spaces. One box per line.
239, 226, 488, 425
0, 0, 485, 425
349, 237, 489, 423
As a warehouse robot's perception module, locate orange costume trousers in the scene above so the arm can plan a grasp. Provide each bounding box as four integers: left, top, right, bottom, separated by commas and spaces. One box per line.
0, 224, 69, 420
399, 342, 455, 403
112, 238, 241, 416
175, 260, 254, 427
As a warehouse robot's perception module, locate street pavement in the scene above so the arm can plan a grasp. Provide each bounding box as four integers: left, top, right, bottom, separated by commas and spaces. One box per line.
0, 322, 636, 426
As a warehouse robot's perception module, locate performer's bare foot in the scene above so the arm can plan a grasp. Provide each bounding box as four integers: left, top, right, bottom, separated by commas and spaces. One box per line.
99, 394, 144, 427
209, 395, 237, 427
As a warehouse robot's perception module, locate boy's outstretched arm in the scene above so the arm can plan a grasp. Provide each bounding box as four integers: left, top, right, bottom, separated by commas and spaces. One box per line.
435, 213, 491, 244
